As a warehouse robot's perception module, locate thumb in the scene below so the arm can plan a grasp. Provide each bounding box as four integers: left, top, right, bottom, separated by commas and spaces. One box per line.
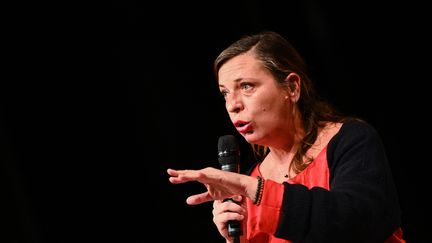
186, 192, 213, 205
231, 195, 243, 202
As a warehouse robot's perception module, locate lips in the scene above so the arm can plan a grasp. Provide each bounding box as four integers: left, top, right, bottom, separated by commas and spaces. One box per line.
234, 120, 252, 133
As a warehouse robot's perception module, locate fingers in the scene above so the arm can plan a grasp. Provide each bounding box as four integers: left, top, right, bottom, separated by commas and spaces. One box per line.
212, 198, 246, 240
168, 176, 187, 184
167, 168, 179, 176
186, 192, 213, 205
167, 168, 197, 184
213, 197, 246, 216
168, 167, 227, 186
231, 195, 243, 203
168, 168, 217, 205
215, 211, 245, 222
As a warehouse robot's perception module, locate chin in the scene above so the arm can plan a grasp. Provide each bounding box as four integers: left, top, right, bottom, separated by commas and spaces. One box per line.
242, 131, 260, 144
242, 132, 271, 147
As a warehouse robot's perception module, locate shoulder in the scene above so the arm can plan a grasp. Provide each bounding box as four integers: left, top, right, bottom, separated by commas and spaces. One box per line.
327, 118, 385, 164
331, 118, 381, 146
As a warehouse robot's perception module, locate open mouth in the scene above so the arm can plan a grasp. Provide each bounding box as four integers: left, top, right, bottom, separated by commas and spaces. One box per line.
234, 120, 251, 133
234, 120, 249, 128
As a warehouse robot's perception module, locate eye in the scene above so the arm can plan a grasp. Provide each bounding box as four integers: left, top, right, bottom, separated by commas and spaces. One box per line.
220, 89, 229, 98
240, 82, 254, 92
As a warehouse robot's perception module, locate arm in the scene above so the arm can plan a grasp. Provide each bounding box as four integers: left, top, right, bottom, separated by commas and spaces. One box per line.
167, 168, 258, 242
167, 167, 259, 205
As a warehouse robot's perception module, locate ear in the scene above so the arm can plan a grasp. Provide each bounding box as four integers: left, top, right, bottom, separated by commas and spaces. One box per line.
284, 73, 301, 103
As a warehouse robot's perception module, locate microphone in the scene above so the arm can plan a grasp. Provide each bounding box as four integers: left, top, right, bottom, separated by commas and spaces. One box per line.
218, 135, 242, 241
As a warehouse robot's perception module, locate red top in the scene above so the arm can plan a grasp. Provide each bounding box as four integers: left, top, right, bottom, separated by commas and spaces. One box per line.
246, 145, 405, 242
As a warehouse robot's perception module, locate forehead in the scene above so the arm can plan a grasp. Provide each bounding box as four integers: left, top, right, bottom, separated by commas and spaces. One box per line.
218, 53, 268, 85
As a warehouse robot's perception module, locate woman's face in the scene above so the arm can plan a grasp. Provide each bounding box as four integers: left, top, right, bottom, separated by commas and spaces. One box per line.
218, 52, 294, 146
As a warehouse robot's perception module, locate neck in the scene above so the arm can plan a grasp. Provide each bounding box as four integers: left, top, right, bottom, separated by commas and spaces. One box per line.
267, 145, 296, 164
261, 147, 297, 181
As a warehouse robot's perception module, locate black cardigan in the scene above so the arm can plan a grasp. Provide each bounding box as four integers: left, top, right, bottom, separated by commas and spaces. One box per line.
248, 120, 402, 243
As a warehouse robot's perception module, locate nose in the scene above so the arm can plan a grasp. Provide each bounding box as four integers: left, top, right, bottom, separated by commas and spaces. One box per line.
226, 93, 243, 113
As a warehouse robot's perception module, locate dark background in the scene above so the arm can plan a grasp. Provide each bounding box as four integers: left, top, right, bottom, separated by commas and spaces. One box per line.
1, 0, 429, 242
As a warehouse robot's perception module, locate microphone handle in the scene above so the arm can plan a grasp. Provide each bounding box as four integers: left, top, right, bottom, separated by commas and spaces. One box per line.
221, 164, 241, 237
223, 198, 242, 240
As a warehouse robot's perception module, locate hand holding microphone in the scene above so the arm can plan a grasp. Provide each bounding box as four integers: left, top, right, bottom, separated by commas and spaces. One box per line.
167, 135, 254, 242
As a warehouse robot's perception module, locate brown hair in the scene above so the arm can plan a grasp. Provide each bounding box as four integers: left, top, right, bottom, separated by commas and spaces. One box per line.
214, 31, 345, 174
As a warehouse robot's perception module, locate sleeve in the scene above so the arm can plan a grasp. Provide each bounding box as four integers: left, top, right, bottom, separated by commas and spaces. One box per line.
247, 180, 286, 235
274, 121, 402, 243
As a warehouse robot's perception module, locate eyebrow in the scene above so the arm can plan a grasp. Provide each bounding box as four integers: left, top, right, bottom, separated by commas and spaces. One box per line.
218, 78, 243, 88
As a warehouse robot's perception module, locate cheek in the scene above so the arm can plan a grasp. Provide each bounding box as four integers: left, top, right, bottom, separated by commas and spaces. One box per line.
259, 98, 288, 119
246, 99, 269, 115
257, 97, 281, 113
246, 91, 285, 116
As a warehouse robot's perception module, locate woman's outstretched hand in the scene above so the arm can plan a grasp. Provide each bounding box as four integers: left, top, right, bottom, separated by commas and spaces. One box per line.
167, 167, 257, 205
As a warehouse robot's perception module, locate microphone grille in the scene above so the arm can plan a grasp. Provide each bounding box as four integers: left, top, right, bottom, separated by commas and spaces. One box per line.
218, 135, 239, 152
218, 135, 240, 166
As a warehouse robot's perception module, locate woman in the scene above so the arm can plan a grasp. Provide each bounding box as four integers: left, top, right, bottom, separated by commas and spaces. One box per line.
167, 31, 404, 243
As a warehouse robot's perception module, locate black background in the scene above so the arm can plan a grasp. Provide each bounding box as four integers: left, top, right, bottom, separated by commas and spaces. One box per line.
1, 1, 430, 242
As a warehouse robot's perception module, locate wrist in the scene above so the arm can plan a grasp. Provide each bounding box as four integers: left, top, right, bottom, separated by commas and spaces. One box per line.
243, 175, 264, 205
243, 175, 257, 200
252, 176, 264, 205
